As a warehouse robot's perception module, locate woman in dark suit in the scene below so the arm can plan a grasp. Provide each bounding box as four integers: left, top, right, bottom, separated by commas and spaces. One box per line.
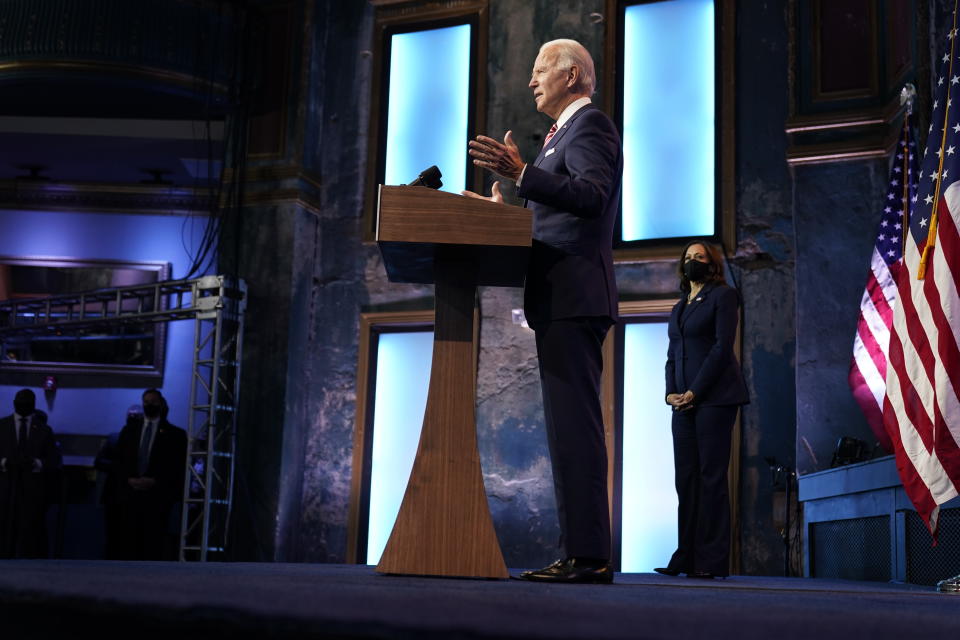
655, 240, 749, 579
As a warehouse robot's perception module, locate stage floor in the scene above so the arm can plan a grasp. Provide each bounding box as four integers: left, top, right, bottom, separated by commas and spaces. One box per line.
0, 561, 954, 639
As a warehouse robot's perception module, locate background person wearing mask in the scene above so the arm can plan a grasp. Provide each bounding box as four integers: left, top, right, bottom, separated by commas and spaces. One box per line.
656, 241, 749, 579
115, 389, 186, 560
0, 388, 60, 558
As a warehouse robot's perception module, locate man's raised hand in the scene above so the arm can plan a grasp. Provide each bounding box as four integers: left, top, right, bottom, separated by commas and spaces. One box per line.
461, 180, 504, 203
468, 130, 525, 182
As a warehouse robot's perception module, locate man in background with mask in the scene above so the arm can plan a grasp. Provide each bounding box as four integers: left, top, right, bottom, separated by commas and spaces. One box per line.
115, 388, 186, 560
0, 388, 60, 558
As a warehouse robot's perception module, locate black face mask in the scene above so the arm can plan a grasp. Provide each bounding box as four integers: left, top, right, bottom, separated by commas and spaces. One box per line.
143, 404, 162, 419
683, 259, 712, 283
14, 402, 34, 417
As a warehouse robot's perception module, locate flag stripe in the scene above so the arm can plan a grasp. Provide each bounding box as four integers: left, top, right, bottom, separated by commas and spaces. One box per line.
856, 306, 889, 379
929, 187, 960, 486
867, 254, 896, 324
929, 193, 960, 428
849, 362, 889, 450
883, 387, 939, 524
885, 332, 955, 508
892, 247, 937, 448
853, 330, 887, 401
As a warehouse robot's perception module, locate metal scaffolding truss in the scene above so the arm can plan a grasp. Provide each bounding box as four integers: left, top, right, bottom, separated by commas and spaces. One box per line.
0, 275, 247, 561
179, 277, 246, 561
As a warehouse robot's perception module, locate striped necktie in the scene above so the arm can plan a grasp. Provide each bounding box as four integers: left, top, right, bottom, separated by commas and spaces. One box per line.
543, 123, 558, 148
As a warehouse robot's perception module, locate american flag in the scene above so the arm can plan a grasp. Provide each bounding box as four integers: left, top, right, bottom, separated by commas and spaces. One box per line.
883, 29, 960, 536
849, 116, 917, 454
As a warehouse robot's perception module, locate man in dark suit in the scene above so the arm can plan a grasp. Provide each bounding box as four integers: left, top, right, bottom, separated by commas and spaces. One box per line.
0, 389, 61, 558
464, 39, 622, 583
115, 389, 186, 560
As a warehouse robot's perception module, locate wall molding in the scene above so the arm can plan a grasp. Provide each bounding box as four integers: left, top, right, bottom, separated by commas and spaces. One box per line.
786, 0, 916, 166
0, 180, 212, 215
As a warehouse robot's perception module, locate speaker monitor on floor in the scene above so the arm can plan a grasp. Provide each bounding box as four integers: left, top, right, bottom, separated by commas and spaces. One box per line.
830, 437, 869, 467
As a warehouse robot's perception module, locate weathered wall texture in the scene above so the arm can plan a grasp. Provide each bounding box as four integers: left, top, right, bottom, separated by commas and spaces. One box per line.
288, 0, 376, 563
731, 1, 796, 575
225, 0, 376, 562
793, 159, 888, 476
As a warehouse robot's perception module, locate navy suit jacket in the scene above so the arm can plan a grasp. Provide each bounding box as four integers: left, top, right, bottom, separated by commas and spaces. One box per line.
666, 283, 749, 407
116, 419, 187, 506
517, 104, 622, 326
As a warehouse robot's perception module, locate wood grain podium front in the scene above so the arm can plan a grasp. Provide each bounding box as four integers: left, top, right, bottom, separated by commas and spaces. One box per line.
374, 185, 531, 579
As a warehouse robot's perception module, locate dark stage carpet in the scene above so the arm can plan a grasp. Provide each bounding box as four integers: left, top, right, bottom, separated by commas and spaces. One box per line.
0, 561, 955, 639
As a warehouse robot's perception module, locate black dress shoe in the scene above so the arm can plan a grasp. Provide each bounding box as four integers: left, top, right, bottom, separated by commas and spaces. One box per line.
519, 558, 564, 579
654, 567, 682, 576
519, 558, 613, 584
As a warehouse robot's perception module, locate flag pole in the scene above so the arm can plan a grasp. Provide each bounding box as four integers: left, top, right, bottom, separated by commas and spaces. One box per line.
919, 7, 960, 280
901, 84, 916, 250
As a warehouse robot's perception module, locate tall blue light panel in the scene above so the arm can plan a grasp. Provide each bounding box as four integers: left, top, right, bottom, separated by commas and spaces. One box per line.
621, 321, 678, 572
385, 24, 471, 194
622, 0, 715, 241
366, 331, 433, 565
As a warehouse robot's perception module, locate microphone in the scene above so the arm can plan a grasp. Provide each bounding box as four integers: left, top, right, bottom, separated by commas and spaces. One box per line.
407, 165, 443, 189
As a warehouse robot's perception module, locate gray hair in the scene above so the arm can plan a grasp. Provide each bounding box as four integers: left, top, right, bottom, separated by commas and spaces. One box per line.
540, 39, 596, 95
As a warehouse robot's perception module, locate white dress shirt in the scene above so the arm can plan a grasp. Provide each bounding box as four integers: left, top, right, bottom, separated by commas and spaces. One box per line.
517, 97, 593, 188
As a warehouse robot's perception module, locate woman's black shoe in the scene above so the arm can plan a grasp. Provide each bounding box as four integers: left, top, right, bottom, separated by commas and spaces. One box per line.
654, 567, 682, 576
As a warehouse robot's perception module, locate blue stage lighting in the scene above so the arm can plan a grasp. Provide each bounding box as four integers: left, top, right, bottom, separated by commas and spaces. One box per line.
621, 321, 678, 572
366, 331, 433, 565
622, 0, 715, 241
385, 24, 471, 194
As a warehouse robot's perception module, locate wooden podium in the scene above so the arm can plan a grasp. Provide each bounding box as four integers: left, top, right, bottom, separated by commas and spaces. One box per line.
374, 185, 531, 579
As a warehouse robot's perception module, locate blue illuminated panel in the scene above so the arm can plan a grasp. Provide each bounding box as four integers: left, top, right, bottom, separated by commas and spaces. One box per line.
621, 321, 678, 572
366, 331, 433, 565
622, 0, 715, 241
385, 24, 471, 194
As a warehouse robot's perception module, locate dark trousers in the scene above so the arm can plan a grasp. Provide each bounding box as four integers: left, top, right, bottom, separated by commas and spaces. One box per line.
667, 404, 738, 575
117, 495, 172, 561
0, 474, 49, 559
534, 317, 612, 561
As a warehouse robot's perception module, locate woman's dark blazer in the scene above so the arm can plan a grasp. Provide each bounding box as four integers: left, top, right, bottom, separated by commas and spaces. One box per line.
665, 282, 749, 407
